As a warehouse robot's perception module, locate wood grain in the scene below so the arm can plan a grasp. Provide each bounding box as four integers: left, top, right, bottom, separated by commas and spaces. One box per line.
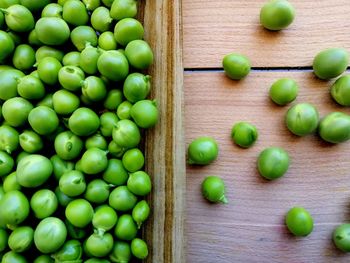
185, 71, 350, 262
142, 1, 186, 263
183, 0, 350, 68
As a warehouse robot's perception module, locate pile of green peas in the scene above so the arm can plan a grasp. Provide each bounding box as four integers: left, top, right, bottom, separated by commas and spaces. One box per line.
189, 0, 350, 253
0, 0, 157, 262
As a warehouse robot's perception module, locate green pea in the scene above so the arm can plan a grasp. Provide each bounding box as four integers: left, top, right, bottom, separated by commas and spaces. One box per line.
82, 76, 107, 102
90, 6, 112, 32
68, 107, 100, 137
65, 219, 87, 240
17, 75, 45, 100
130, 100, 159, 128
187, 136, 219, 165
123, 72, 151, 103
84, 179, 110, 204
2, 97, 33, 127
257, 147, 290, 180
82, 0, 100, 11
54, 131, 84, 160
59, 170, 86, 197
79, 44, 101, 75
108, 140, 127, 159
12, 44, 35, 71
50, 155, 75, 180
285, 207, 313, 236
117, 100, 133, 120
33, 255, 54, 263
92, 204, 118, 233
35, 17, 70, 46
62, 51, 81, 66
98, 31, 117, 50
285, 103, 319, 136
3, 4, 34, 32
51, 239, 83, 262
3, 171, 21, 192
30, 189, 58, 219
109, 186, 137, 211
313, 48, 349, 80
27, 29, 42, 46
104, 89, 124, 111
20, 0, 51, 12
114, 214, 137, 241
132, 200, 150, 228
52, 89, 80, 115
260, 0, 295, 31
131, 238, 148, 260
231, 121, 258, 148
0, 228, 8, 252
222, 53, 251, 80
100, 112, 119, 137
201, 176, 227, 204
102, 158, 129, 186
109, 241, 131, 263
318, 112, 350, 143
122, 148, 144, 172
114, 18, 144, 46
19, 130, 43, 153
70, 26, 98, 52
85, 232, 113, 257
0, 151, 14, 177
331, 75, 350, 106
0, 125, 19, 154
0, 190, 29, 226
110, 0, 137, 20
269, 78, 298, 105
97, 50, 129, 81
85, 133, 108, 150
55, 186, 74, 207
41, 3, 63, 18
58, 66, 85, 92
37, 57, 62, 85
0, 69, 25, 100
62, 0, 89, 26
15, 151, 30, 165
125, 40, 154, 70
8, 226, 33, 252
80, 147, 108, 175
65, 199, 93, 228
0, 30, 14, 62
35, 46, 64, 63
28, 106, 59, 135
2, 251, 27, 263
37, 93, 53, 108
112, 119, 141, 148
333, 224, 350, 252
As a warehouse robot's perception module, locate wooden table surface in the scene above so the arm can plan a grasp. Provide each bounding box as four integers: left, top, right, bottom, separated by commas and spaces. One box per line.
183, 1, 350, 262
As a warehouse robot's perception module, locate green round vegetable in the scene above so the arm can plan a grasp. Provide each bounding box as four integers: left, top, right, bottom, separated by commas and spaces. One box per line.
285, 207, 314, 236
201, 176, 227, 204
130, 100, 159, 128
59, 170, 86, 197
8, 226, 34, 252
52, 89, 80, 115
17, 75, 45, 100
0, 190, 29, 226
30, 189, 58, 219
65, 199, 93, 228
125, 40, 153, 70
231, 122, 258, 148
318, 112, 350, 143
2, 97, 33, 127
0, 30, 14, 62
333, 224, 350, 252
109, 241, 131, 263
260, 0, 295, 31
52, 239, 83, 262
331, 75, 350, 106
285, 103, 319, 136
98, 31, 117, 50
102, 158, 129, 186
127, 171, 152, 196
0, 125, 19, 154
3, 4, 34, 32
58, 65, 85, 92
62, 0, 88, 26
222, 53, 251, 80
257, 147, 290, 180
84, 179, 110, 204
114, 18, 144, 46
313, 48, 349, 80
110, 0, 137, 20
122, 148, 144, 172
80, 147, 108, 175
187, 136, 219, 165
3, 171, 21, 192
131, 238, 148, 260
70, 25, 98, 51
2, 251, 27, 263
68, 107, 100, 137
269, 78, 298, 105
109, 186, 137, 212
112, 119, 141, 148
90, 6, 112, 32
19, 130, 43, 153
84, 233, 114, 257
132, 200, 150, 229
35, 17, 70, 45
97, 50, 129, 81
117, 101, 132, 120
114, 214, 137, 241
123, 73, 151, 103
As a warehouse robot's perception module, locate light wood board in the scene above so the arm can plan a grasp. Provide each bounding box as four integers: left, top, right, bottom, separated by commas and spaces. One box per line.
185, 71, 350, 262
183, 0, 350, 68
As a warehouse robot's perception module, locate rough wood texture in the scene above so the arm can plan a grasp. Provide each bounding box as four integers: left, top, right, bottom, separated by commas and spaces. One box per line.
185, 71, 350, 262
183, 0, 350, 68
142, 1, 186, 263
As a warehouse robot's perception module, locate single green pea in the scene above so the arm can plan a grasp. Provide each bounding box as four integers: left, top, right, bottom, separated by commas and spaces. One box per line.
91, 6, 112, 32
41, 3, 63, 18
2, 251, 27, 263
127, 171, 152, 196
114, 18, 144, 46
318, 112, 350, 143
62, 51, 81, 66
114, 214, 137, 241
52, 89, 80, 115
85, 179, 110, 204
0, 30, 14, 62
0, 190, 30, 226
54, 131, 84, 160
257, 147, 290, 180
260, 0, 295, 31
98, 31, 117, 50
103, 158, 129, 186
33, 255, 54, 263
201, 176, 227, 204
333, 224, 350, 252
0, 125, 19, 154
125, 40, 154, 70
59, 170, 86, 197
122, 148, 144, 172
3, 171, 21, 192
2, 97, 33, 127
84, 232, 114, 257
15, 151, 30, 165
231, 121, 258, 148
313, 48, 349, 80
58, 66, 85, 92
117, 100, 133, 120
123, 72, 151, 103
108, 140, 127, 159
68, 107, 100, 137
27, 29, 42, 46
37, 57, 62, 85
35, 17, 70, 46
80, 147, 108, 175
2, 4, 34, 32
100, 112, 119, 137
8, 226, 33, 252
65, 219, 87, 240
82, 0, 100, 10
50, 155, 75, 180
0, 69, 25, 100
222, 53, 251, 80
132, 100, 159, 128
112, 119, 141, 148
92, 204, 118, 233
331, 75, 350, 106
28, 106, 59, 135
70, 26, 98, 52
12, 44, 35, 71
110, 0, 137, 20
285, 103, 319, 136
0, 151, 14, 177
285, 207, 313, 236
187, 136, 219, 165
65, 199, 94, 228
131, 238, 148, 260
82, 76, 107, 102
109, 241, 131, 263
132, 200, 150, 229
20, 0, 52, 12
85, 133, 108, 150
19, 130, 43, 153
35, 46, 64, 63
109, 185, 137, 211
30, 189, 58, 219
17, 75, 45, 100
79, 44, 101, 75
269, 78, 299, 105
104, 89, 124, 111
37, 93, 53, 108
62, 0, 89, 26
97, 50, 129, 81
51, 239, 83, 262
